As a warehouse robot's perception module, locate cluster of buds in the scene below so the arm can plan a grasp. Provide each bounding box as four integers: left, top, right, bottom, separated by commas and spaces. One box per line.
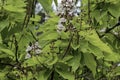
25, 41, 42, 59
57, 0, 76, 18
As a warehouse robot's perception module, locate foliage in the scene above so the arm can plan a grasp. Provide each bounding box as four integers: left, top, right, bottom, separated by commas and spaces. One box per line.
0, 0, 120, 80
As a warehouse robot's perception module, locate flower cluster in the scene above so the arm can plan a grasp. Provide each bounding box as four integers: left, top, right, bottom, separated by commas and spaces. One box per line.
57, 0, 76, 17
56, 0, 77, 33
25, 42, 42, 59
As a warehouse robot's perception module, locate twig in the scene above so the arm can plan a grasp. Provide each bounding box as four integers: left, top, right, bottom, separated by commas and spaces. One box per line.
13, 35, 19, 63
30, 30, 38, 41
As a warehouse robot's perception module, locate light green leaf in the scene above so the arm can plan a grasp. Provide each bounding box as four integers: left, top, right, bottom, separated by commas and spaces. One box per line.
62, 55, 73, 62
59, 55, 73, 64
79, 40, 89, 53
0, 71, 7, 79
40, 31, 58, 40
59, 31, 69, 39
4, 5, 25, 12
30, 15, 41, 22
71, 43, 80, 50
0, 48, 14, 56
88, 43, 104, 59
80, 30, 119, 62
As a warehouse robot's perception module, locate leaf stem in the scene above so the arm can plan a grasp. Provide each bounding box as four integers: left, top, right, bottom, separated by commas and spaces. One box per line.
62, 33, 73, 58
13, 35, 19, 63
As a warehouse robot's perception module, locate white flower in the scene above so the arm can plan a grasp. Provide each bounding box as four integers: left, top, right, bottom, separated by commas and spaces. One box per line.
25, 42, 42, 59
51, 0, 57, 12
57, 23, 65, 30
117, 63, 120, 66
34, 42, 42, 49
57, 23, 66, 33
35, 49, 42, 55
25, 53, 31, 59
113, 31, 118, 35
35, 42, 39, 46
68, 11, 74, 16
35, 2, 43, 14
26, 46, 32, 52
99, 28, 106, 33
59, 18, 66, 23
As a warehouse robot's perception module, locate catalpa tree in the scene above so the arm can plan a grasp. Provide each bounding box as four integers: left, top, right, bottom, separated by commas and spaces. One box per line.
0, 0, 120, 80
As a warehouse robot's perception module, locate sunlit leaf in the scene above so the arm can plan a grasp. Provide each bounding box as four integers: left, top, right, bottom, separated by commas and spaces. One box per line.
0, 48, 14, 57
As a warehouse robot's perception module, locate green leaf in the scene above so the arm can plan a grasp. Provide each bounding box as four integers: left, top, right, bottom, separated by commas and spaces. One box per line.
88, 43, 104, 59
71, 43, 80, 50
0, 48, 14, 56
67, 53, 81, 72
0, 20, 9, 32
24, 57, 39, 66
54, 0, 58, 6
40, 31, 59, 40
7, 0, 26, 7
38, 0, 52, 13
83, 53, 97, 77
56, 68, 74, 80
79, 40, 89, 53
80, 30, 119, 62
37, 70, 45, 80
37, 53, 58, 66
0, 71, 7, 79
47, 53, 58, 66
59, 55, 73, 65
108, 3, 120, 17
30, 15, 41, 22
4, 5, 25, 12
62, 55, 73, 62
37, 70, 51, 80
59, 31, 69, 39
3, 0, 26, 13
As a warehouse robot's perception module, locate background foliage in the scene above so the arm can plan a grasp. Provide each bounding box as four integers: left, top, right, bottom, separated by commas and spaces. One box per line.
0, 0, 120, 80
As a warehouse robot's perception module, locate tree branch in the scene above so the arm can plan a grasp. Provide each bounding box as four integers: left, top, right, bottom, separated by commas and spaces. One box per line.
0, 62, 14, 67
100, 23, 120, 38
50, 70, 54, 80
